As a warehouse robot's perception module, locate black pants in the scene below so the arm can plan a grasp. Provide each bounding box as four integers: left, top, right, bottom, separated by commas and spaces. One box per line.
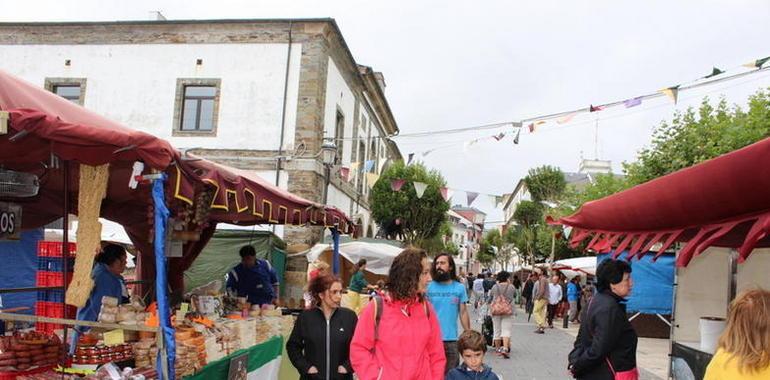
443, 340, 459, 374
547, 303, 558, 326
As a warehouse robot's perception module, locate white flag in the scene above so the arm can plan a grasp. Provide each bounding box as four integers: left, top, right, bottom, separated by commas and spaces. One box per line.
414, 182, 428, 198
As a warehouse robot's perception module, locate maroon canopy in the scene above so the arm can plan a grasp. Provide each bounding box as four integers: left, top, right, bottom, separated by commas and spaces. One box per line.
551, 137, 770, 267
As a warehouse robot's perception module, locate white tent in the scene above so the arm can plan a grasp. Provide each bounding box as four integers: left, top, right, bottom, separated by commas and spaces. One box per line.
305, 241, 402, 275
552, 256, 597, 278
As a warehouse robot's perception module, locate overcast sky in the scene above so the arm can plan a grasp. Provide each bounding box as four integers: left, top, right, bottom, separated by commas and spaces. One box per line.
5, 1, 770, 224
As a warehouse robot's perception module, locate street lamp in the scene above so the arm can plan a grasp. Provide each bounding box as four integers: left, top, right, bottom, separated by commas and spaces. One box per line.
320, 138, 337, 205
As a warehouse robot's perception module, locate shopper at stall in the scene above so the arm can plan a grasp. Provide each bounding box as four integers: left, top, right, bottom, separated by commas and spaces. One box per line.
350, 248, 445, 380
703, 288, 770, 380
568, 259, 638, 380
425, 253, 470, 373
287, 273, 358, 380
346, 259, 371, 314
226, 245, 279, 306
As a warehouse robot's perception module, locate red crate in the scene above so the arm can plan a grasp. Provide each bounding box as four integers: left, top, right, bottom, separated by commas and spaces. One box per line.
35, 271, 73, 287
36, 241, 77, 258
35, 301, 77, 334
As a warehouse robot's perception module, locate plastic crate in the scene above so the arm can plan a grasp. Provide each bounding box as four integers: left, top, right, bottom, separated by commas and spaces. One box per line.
0, 364, 55, 379
36, 289, 66, 303
35, 301, 77, 334
37, 256, 75, 272
35, 271, 73, 288
36, 241, 77, 258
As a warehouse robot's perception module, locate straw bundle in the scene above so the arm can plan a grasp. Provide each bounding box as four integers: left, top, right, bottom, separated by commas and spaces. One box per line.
66, 164, 110, 308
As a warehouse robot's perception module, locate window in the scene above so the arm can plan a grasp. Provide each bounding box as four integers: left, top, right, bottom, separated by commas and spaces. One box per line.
173, 79, 221, 136
334, 110, 345, 164
45, 78, 86, 106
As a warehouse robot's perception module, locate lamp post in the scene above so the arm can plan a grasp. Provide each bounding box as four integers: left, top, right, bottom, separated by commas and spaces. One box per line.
320, 138, 337, 205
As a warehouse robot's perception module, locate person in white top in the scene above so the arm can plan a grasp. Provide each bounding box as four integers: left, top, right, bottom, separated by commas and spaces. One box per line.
546, 275, 563, 328
472, 274, 486, 309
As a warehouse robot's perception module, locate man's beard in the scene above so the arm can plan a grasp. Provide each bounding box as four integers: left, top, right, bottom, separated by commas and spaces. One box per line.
434, 270, 451, 282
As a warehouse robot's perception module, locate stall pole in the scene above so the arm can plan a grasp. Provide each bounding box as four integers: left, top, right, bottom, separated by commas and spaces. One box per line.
61, 161, 70, 353
332, 227, 340, 275
152, 174, 175, 380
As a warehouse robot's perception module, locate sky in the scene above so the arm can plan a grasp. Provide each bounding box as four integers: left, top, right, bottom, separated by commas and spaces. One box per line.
4, 0, 770, 225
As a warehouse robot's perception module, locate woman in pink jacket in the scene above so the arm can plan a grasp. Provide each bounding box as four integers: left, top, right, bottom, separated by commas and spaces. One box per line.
350, 248, 446, 380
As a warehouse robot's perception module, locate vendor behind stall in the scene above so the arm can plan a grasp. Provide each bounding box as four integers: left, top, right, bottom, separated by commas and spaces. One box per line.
76, 243, 129, 323
226, 245, 279, 306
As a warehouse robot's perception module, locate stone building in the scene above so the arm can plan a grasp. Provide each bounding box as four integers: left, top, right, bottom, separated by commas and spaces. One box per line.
0, 18, 402, 245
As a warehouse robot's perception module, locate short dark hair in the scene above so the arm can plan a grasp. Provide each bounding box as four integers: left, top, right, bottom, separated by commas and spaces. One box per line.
96, 244, 126, 265
596, 259, 632, 292
431, 253, 458, 282
496, 270, 510, 282
354, 259, 367, 272
307, 274, 341, 306
239, 245, 257, 258
457, 330, 486, 353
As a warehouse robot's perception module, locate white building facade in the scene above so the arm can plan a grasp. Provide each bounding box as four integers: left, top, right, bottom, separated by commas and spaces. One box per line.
0, 19, 401, 245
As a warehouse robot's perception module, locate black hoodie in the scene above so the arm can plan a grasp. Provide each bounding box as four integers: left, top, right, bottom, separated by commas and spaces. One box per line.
286, 306, 358, 380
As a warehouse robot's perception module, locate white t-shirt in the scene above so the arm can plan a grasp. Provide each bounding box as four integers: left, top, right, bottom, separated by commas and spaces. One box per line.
473, 278, 485, 293
548, 283, 563, 305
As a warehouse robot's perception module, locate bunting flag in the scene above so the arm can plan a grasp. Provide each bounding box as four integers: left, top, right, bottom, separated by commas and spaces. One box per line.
440, 187, 454, 202
391, 179, 406, 191
624, 97, 642, 108
557, 113, 577, 124
414, 182, 428, 198
492, 132, 505, 141
743, 56, 769, 69
365, 173, 380, 189
339, 167, 350, 182
407, 153, 414, 165
364, 160, 375, 172
350, 162, 360, 172
378, 159, 386, 173
466, 191, 479, 206
660, 86, 680, 104
704, 67, 724, 79
589, 104, 605, 112
422, 149, 435, 157
513, 127, 521, 144
528, 120, 545, 133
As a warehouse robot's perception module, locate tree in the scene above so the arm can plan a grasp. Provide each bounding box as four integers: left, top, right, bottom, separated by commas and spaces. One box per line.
513, 200, 543, 228
369, 161, 449, 244
524, 165, 567, 203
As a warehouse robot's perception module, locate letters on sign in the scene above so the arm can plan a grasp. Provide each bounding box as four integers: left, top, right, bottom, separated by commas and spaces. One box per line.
0, 202, 21, 240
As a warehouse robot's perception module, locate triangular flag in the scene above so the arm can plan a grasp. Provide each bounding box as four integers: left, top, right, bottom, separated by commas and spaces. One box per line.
492, 132, 505, 141
589, 104, 605, 112
440, 187, 454, 202
350, 162, 360, 171
743, 56, 770, 69
466, 191, 479, 206
660, 86, 680, 104
391, 179, 406, 191
365, 173, 380, 189
339, 167, 350, 182
513, 127, 521, 144
378, 159, 386, 173
364, 160, 375, 172
704, 67, 724, 79
557, 112, 577, 124
623, 97, 642, 108
528, 120, 545, 133
413, 182, 428, 198
422, 149, 435, 157
407, 153, 414, 165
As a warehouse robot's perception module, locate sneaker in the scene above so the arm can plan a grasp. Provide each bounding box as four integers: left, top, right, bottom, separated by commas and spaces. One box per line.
534, 329, 544, 334
501, 349, 510, 359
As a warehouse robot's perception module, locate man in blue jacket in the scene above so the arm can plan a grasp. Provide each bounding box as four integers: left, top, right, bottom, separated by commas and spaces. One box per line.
226, 245, 279, 306
567, 276, 581, 324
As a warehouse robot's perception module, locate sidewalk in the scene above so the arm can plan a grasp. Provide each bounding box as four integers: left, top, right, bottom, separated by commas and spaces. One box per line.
468, 305, 666, 380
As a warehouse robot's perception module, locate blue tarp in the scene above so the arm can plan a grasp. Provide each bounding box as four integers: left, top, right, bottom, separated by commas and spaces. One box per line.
598, 251, 674, 315
0, 229, 43, 313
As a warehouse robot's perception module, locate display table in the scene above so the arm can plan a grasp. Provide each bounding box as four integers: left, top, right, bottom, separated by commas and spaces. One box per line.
185, 336, 283, 380
671, 341, 714, 380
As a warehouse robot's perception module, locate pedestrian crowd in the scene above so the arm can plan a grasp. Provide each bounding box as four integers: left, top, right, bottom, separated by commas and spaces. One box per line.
283, 248, 770, 380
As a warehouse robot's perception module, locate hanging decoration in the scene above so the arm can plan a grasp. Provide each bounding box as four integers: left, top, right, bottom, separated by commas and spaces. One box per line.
364, 160, 375, 172
440, 187, 454, 202
557, 113, 577, 124
742, 56, 769, 69
365, 173, 380, 189
339, 167, 350, 182
414, 182, 428, 198
407, 153, 414, 165
492, 132, 506, 141
513, 127, 521, 145
623, 97, 642, 108
589, 104, 605, 112
660, 86, 680, 104
349, 162, 360, 181
466, 191, 479, 206
704, 67, 724, 79
391, 179, 406, 191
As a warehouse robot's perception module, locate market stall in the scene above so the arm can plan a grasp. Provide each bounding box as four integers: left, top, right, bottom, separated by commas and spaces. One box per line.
0, 69, 354, 380
550, 137, 770, 380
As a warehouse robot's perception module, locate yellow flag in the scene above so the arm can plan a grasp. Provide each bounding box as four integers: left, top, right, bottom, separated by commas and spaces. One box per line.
365, 173, 380, 189
660, 87, 679, 104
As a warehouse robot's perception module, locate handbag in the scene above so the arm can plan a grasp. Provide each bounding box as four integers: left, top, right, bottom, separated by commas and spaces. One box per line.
490, 284, 513, 316
606, 358, 639, 380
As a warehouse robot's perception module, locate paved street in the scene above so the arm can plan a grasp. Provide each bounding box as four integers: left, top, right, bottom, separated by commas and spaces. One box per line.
467, 305, 664, 380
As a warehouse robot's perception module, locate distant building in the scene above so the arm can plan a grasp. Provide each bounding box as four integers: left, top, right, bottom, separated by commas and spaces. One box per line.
446, 209, 481, 273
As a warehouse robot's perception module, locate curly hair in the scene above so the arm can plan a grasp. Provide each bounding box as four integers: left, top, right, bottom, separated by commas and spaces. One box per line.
386, 248, 428, 302
307, 273, 341, 306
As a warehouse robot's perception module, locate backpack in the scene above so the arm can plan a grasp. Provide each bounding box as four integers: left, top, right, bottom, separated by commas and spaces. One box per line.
490, 284, 513, 316
371, 294, 429, 354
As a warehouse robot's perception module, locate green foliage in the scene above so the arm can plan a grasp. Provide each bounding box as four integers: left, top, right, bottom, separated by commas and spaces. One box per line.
369, 161, 449, 243
623, 91, 770, 185
561, 173, 631, 215
444, 241, 460, 256
476, 243, 496, 266
513, 200, 543, 227
524, 165, 567, 203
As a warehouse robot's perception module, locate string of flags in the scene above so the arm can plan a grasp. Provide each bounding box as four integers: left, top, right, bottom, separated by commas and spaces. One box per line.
394, 54, 770, 156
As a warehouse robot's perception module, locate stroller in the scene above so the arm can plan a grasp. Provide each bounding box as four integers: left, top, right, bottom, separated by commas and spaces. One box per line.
477, 298, 494, 347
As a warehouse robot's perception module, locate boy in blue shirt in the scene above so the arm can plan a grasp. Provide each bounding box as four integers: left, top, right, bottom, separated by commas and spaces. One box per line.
445, 330, 500, 380
426, 253, 470, 374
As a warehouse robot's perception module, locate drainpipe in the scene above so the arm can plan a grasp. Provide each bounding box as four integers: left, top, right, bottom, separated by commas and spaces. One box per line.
275, 21, 293, 187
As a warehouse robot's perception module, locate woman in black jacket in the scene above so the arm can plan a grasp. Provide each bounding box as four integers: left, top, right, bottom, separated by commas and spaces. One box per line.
568, 259, 638, 380
287, 273, 358, 380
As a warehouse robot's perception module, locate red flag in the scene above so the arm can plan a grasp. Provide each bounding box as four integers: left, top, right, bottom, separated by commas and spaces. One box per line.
589, 104, 605, 112
339, 167, 350, 182
391, 179, 406, 191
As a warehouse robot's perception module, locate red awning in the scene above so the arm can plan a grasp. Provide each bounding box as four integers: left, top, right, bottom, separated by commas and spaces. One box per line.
551, 137, 770, 267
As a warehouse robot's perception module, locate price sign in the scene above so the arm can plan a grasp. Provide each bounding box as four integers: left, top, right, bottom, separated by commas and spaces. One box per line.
0, 202, 21, 240
103, 329, 125, 345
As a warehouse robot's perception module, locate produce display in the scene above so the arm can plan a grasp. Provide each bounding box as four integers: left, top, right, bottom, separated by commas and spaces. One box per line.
0, 332, 66, 371
98, 296, 148, 326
